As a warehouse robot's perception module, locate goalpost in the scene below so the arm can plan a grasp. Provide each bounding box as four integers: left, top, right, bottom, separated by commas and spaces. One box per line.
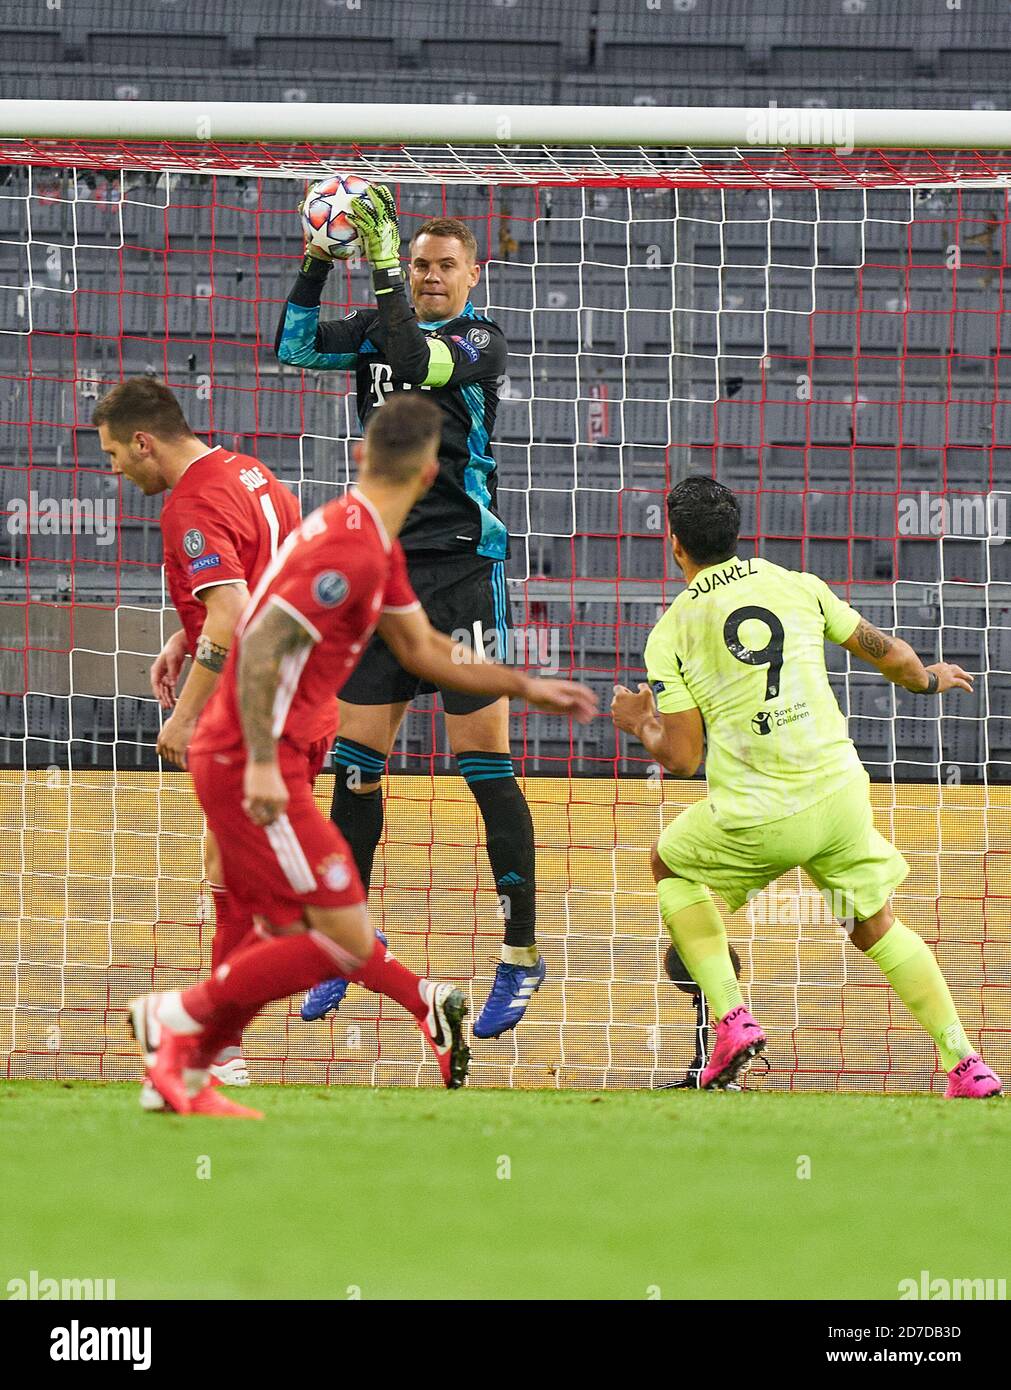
1, 100, 1008, 1093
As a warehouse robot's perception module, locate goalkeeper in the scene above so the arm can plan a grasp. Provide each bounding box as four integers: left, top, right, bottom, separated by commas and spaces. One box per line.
276, 185, 545, 1039
611, 476, 1002, 1099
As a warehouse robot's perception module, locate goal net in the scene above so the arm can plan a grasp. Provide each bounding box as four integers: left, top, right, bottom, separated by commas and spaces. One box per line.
2, 108, 1009, 1092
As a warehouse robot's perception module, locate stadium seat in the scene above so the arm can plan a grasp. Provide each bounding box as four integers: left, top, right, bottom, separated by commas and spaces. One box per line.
896, 541, 942, 584
987, 627, 1011, 675
813, 293, 858, 352
524, 398, 575, 445
5, 9, 1011, 796
594, 0, 772, 77
533, 310, 579, 353
906, 303, 952, 355
0, 1, 62, 65
761, 491, 803, 537
121, 290, 165, 339
26, 693, 71, 756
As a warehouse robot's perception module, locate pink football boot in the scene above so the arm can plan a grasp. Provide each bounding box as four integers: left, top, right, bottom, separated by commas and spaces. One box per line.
701, 1005, 767, 1090
129, 993, 203, 1115
189, 1086, 264, 1119
945, 1054, 1003, 1099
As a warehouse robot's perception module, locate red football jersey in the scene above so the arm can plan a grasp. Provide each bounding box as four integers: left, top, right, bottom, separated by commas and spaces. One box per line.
191, 488, 420, 757
159, 445, 301, 654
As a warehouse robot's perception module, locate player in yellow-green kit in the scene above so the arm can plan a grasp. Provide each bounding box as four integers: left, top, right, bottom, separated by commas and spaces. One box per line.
611, 477, 1002, 1099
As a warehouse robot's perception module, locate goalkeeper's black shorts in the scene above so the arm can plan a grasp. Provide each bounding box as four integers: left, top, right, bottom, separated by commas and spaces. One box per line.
340, 550, 512, 716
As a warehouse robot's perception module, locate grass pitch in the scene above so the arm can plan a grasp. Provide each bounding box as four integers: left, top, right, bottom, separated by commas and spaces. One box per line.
2, 1081, 1007, 1301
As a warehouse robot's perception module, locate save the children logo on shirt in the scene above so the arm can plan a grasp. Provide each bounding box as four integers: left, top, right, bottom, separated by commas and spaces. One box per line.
751, 702, 812, 735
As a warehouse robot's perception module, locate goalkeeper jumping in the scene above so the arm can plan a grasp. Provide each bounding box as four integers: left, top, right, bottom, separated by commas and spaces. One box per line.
611, 476, 1002, 1099
276, 184, 545, 1038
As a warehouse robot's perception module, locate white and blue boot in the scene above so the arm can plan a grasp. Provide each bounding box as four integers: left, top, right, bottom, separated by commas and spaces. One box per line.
300, 928, 388, 1021
473, 955, 547, 1039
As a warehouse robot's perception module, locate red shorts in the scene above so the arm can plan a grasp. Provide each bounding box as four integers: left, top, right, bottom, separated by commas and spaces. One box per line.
189, 736, 362, 928
305, 734, 332, 784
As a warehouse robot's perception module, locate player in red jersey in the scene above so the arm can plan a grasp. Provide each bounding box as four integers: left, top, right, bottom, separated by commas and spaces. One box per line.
128, 395, 597, 1117
94, 379, 300, 1098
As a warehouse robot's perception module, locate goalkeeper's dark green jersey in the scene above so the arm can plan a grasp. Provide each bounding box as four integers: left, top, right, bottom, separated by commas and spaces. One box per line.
644, 555, 864, 828
275, 266, 508, 560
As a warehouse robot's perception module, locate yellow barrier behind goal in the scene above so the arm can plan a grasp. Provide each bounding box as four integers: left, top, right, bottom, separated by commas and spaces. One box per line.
2, 770, 1008, 1092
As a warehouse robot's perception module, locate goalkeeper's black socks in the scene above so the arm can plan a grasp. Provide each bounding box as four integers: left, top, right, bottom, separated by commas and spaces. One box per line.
456, 752, 537, 953
330, 738, 386, 894
328, 741, 538, 955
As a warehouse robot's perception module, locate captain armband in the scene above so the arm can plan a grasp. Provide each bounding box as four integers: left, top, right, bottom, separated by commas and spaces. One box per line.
194, 634, 229, 673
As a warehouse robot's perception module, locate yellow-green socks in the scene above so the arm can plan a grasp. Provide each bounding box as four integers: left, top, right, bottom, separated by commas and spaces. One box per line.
656, 877, 743, 1020
865, 919, 972, 1072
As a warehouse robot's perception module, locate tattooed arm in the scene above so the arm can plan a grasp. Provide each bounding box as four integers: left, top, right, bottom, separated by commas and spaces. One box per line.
156, 581, 249, 768
237, 600, 316, 825
841, 618, 974, 696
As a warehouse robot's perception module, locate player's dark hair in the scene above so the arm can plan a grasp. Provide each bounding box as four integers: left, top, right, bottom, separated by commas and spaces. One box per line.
410, 217, 478, 262
364, 394, 443, 484
92, 378, 193, 442
666, 476, 741, 567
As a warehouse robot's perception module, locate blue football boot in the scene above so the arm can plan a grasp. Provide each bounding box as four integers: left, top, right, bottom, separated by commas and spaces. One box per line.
300, 928, 388, 1021
472, 956, 546, 1039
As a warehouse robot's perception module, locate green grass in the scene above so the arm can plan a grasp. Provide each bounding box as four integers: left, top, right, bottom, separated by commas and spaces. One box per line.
1, 1081, 1007, 1300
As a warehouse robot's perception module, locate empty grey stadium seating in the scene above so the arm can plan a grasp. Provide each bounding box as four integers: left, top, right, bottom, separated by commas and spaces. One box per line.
4, 5, 1011, 779
2, 0, 594, 79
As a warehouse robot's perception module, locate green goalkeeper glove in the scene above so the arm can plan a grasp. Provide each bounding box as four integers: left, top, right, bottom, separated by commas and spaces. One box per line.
347, 184, 403, 293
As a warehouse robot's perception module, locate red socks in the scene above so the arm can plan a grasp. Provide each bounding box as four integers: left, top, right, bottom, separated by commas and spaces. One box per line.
181, 930, 363, 1037
349, 935, 427, 1022
179, 930, 429, 1037
208, 884, 255, 973
205, 885, 257, 1052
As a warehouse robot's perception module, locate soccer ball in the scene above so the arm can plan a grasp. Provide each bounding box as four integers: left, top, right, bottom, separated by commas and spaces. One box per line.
301, 174, 371, 260
664, 941, 741, 994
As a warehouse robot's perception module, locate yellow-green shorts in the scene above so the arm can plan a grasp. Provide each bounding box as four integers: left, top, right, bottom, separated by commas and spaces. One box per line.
655, 768, 909, 923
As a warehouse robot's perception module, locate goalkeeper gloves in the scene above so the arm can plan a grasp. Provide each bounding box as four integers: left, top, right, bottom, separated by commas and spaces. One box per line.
347, 185, 403, 294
